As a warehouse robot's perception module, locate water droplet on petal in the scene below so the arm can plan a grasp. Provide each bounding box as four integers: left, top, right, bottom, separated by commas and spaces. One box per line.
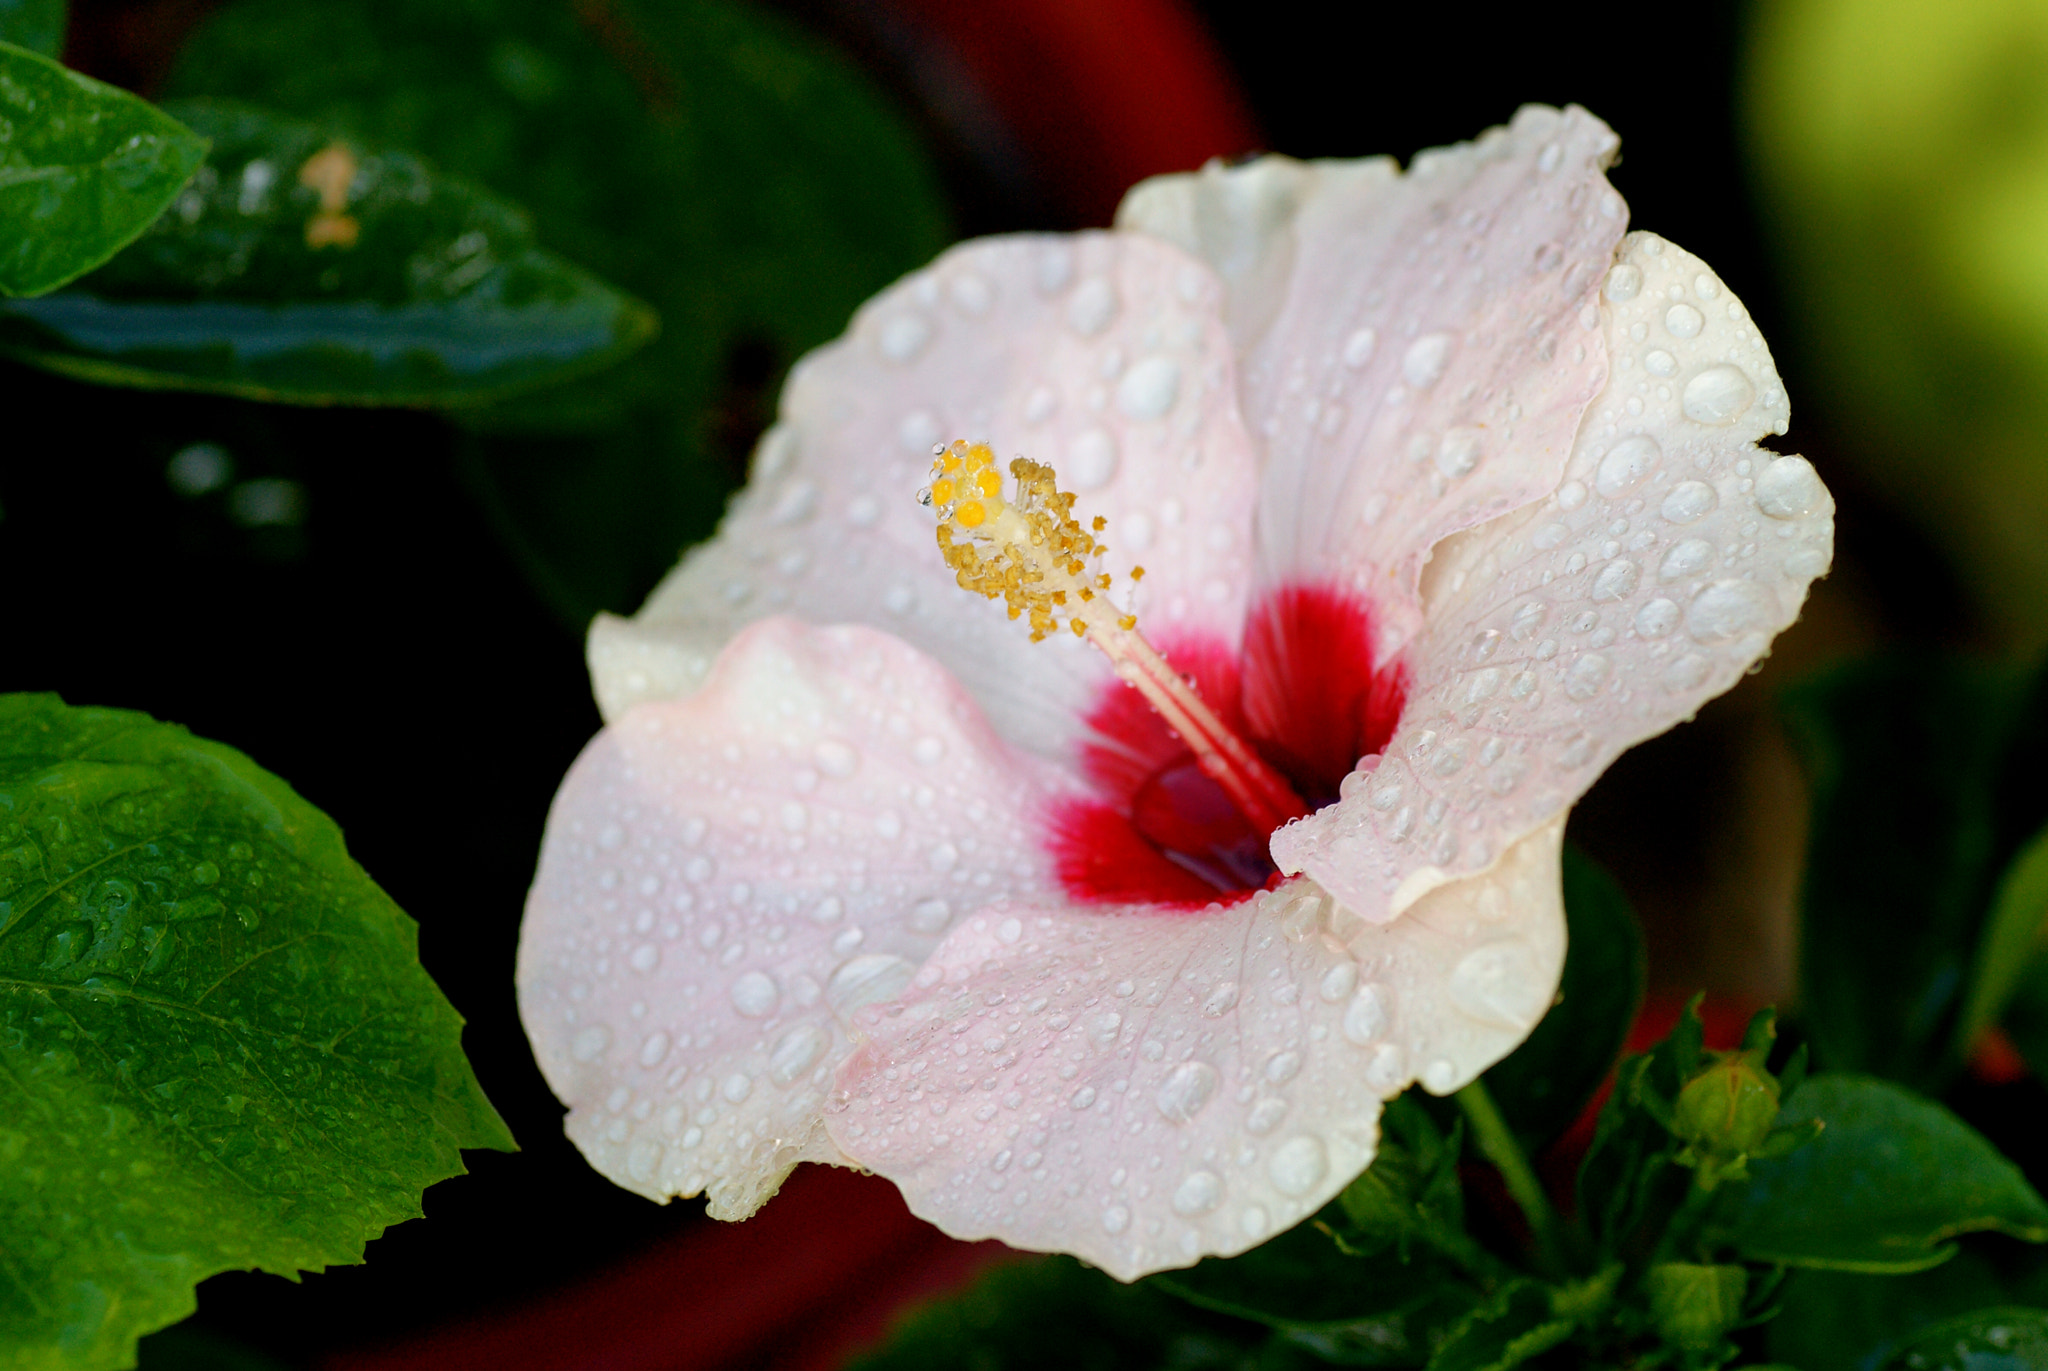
1661, 481, 1717, 524
1343, 984, 1390, 1045
1754, 456, 1822, 519
770, 1024, 830, 1084
1685, 580, 1778, 645
1155, 1061, 1219, 1123
1172, 1169, 1224, 1216
571, 1024, 611, 1062
1402, 333, 1454, 388
1267, 1136, 1329, 1197
1595, 435, 1659, 498
1448, 942, 1546, 1028
1681, 365, 1755, 425
731, 971, 780, 1018
1318, 963, 1358, 1003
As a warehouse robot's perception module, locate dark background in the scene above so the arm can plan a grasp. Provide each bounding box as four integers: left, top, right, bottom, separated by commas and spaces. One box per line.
1, 0, 1977, 1363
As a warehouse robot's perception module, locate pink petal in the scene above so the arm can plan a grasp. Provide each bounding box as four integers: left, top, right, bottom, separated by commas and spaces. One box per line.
1119, 105, 1627, 652
517, 616, 1075, 1218
586, 232, 1261, 771
1273, 232, 1832, 920
824, 819, 1563, 1281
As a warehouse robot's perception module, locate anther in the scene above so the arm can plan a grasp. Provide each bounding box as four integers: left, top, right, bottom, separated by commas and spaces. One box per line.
920, 437, 1310, 836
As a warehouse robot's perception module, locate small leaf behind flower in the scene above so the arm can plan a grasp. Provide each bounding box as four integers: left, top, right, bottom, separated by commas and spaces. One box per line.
1876, 1307, 2048, 1371
0, 43, 207, 298
1708, 1074, 2048, 1272
0, 100, 656, 406
1483, 844, 1646, 1153
0, 694, 512, 1370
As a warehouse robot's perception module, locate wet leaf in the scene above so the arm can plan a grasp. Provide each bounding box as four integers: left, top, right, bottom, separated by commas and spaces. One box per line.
0, 42, 206, 298
0, 100, 656, 406
1708, 1074, 2048, 1272
0, 694, 512, 1370
1877, 1307, 2048, 1371
169, 0, 948, 622
1770, 1248, 2048, 1371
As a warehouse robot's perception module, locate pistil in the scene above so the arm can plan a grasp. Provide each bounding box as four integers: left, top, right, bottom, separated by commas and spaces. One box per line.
921, 440, 1310, 837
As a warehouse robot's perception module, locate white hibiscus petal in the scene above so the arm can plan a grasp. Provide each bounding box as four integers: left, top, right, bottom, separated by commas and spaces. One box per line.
1272, 231, 1830, 921
587, 232, 1262, 771
518, 617, 1070, 1218
824, 818, 1561, 1281
1122, 105, 1627, 652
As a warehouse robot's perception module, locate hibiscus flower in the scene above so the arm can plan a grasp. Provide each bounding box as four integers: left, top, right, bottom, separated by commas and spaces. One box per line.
516, 105, 1834, 1281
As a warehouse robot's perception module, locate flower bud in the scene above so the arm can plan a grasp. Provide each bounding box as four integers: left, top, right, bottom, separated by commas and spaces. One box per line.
1672, 1050, 1780, 1186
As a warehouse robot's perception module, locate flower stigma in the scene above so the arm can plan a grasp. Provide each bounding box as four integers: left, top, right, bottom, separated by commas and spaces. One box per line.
920, 438, 1310, 838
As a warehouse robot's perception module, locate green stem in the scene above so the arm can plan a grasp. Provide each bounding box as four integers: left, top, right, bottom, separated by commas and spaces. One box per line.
1457, 1078, 1570, 1277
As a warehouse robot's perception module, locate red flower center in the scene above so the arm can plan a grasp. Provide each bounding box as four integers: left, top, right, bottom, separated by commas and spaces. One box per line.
1047, 584, 1407, 906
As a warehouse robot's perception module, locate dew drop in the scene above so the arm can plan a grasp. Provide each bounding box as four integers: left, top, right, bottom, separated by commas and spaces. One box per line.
1402, 333, 1454, 388
1264, 1050, 1302, 1083
1067, 277, 1117, 336
1447, 942, 1545, 1028
1604, 264, 1641, 301
1172, 1169, 1224, 1216
827, 954, 915, 1017
1681, 365, 1755, 425
1068, 428, 1119, 490
1318, 962, 1358, 1003
1202, 981, 1240, 1017
1754, 456, 1822, 519
878, 312, 931, 362
1663, 303, 1703, 339
731, 971, 779, 1018
1342, 327, 1377, 368
1635, 597, 1680, 638
722, 1071, 754, 1103
1661, 480, 1717, 524
1594, 435, 1659, 499
571, 1024, 611, 1062
1343, 984, 1390, 1045
638, 1031, 671, 1067
1116, 356, 1180, 420
1155, 1061, 1219, 1123
1102, 1203, 1130, 1234
770, 1024, 830, 1084
1267, 1135, 1329, 1197
1590, 559, 1638, 603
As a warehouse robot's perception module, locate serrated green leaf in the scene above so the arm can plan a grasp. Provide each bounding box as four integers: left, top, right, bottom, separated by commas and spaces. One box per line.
0, 694, 511, 1370
844, 1255, 1284, 1371
1423, 1282, 1575, 1371
1782, 655, 2047, 1090
169, 0, 949, 623
0, 42, 207, 298
1484, 844, 1645, 1152
0, 0, 64, 57
1878, 1307, 2048, 1370
0, 99, 657, 406
1708, 1074, 2048, 1272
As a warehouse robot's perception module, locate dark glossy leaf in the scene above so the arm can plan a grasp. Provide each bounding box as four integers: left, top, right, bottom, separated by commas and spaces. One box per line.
1878, 1308, 2048, 1370
0, 42, 206, 298
0, 694, 512, 1370
0, 100, 656, 406
0, 0, 63, 56
1708, 1074, 2048, 1272
845, 1255, 1289, 1371
1782, 655, 2045, 1090
1769, 1248, 2048, 1371
1152, 1210, 1479, 1351
1422, 1282, 1575, 1371
171, 0, 948, 623
1484, 844, 1645, 1151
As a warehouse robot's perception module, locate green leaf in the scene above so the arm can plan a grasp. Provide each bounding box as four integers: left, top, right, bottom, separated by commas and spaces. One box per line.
0, 0, 64, 57
845, 1255, 1285, 1371
1958, 822, 2048, 1066
1877, 1308, 2048, 1371
0, 42, 207, 298
170, 0, 950, 623
1337, 1095, 1468, 1257
1422, 1282, 1576, 1371
1152, 1211, 1479, 1360
1483, 844, 1645, 1152
0, 99, 657, 406
1770, 1248, 2048, 1371
0, 694, 512, 1370
1782, 655, 2046, 1089
1708, 1074, 2048, 1272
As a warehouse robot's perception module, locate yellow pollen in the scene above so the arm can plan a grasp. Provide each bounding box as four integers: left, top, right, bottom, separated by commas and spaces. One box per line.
1131, 565, 1146, 581
920, 436, 1313, 837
